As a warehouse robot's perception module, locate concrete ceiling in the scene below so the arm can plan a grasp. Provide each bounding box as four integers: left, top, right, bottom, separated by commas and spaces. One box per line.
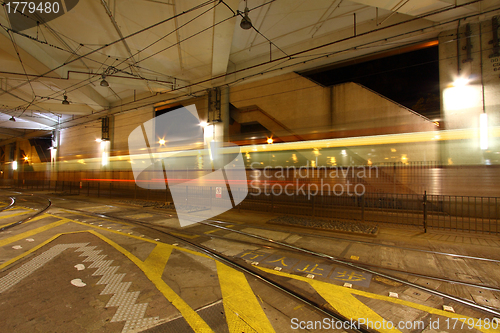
0, 0, 499, 143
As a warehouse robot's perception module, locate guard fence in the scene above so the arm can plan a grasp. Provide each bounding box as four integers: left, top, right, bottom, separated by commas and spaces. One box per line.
7, 177, 499, 235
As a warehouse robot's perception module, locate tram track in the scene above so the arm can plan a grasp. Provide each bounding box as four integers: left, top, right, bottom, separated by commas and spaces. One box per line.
199, 220, 500, 318
61, 206, 500, 295
206, 219, 500, 264
44, 200, 500, 318
48, 205, 368, 332
0, 195, 51, 232
0, 197, 15, 212
3, 191, 500, 321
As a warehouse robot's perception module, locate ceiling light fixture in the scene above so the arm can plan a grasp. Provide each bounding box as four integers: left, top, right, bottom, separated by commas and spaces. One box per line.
240, 2, 252, 30
62, 95, 70, 105
100, 74, 109, 87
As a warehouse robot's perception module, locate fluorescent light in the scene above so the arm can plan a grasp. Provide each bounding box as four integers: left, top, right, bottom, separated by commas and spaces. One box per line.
12, 161, 17, 170
480, 113, 488, 150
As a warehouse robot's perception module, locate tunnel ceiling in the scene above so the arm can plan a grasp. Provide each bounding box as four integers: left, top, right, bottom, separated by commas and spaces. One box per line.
0, 0, 498, 142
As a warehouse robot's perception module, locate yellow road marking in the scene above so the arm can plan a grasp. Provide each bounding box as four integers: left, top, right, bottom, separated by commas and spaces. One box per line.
90, 231, 215, 333
257, 266, 497, 333
0, 211, 30, 220
315, 283, 401, 332
0, 214, 51, 229
216, 262, 276, 333
61, 209, 134, 227
0, 229, 213, 332
0, 219, 68, 247
143, 243, 173, 277
0, 231, 87, 270
67, 220, 211, 259
1, 211, 490, 332
67, 215, 498, 331
204, 225, 234, 235
18, 213, 494, 332
4, 206, 35, 212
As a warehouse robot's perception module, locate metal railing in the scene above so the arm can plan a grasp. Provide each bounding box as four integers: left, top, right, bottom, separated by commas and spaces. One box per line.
5, 175, 500, 235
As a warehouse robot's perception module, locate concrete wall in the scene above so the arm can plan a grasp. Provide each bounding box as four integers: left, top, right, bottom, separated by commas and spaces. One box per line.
230, 73, 330, 135
230, 72, 438, 137
332, 82, 437, 135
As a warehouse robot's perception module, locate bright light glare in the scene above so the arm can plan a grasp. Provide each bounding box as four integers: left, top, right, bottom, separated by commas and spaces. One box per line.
95, 138, 102, 143
101, 141, 109, 166
159, 139, 166, 145
267, 137, 274, 144
452, 78, 469, 87
12, 161, 17, 170
480, 113, 488, 150
443, 85, 481, 112
24, 156, 28, 161
200, 121, 208, 128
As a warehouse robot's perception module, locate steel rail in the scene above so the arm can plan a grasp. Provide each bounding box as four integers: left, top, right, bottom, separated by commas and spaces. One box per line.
0, 197, 15, 212
54, 202, 500, 317
0, 196, 51, 232
59, 206, 500, 293
50, 206, 367, 333
202, 221, 500, 317
207, 220, 500, 263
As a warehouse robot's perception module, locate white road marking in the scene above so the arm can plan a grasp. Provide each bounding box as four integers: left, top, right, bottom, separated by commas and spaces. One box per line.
71, 278, 86, 287
76, 245, 160, 332
0, 243, 89, 293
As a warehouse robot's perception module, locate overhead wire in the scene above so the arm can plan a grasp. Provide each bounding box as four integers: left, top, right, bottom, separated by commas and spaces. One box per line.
0, 0, 221, 111
112, 0, 220, 70
1, 0, 497, 128
53, 4, 500, 132
2, 0, 275, 112
0, 0, 219, 95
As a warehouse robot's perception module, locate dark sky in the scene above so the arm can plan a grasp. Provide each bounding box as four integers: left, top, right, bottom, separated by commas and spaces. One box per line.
300, 45, 441, 119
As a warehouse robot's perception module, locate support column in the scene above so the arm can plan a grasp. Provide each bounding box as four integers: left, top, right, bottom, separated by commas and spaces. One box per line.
50, 130, 60, 181
221, 86, 230, 142
13, 141, 21, 181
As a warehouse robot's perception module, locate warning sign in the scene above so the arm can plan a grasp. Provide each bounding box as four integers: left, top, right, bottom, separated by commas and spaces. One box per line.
215, 187, 222, 198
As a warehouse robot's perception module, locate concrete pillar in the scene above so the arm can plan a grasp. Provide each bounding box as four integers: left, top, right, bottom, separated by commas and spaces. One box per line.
4, 144, 13, 180
50, 130, 60, 181
221, 86, 230, 142
13, 141, 21, 180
